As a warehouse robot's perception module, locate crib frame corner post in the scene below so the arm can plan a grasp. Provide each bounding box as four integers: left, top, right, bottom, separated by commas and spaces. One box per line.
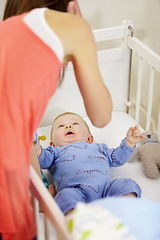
121, 20, 134, 113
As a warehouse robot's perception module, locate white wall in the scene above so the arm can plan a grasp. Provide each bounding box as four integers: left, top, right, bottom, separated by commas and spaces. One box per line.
0, 0, 6, 20
78, 0, 160, 54
1, 0, 159, 53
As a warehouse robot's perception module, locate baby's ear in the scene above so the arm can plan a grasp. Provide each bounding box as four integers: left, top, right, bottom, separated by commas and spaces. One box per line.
87, 135, 94, 144
50, 141, 55, 147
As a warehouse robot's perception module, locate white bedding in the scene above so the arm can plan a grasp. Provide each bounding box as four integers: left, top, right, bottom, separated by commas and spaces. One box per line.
37, 112, 160, 203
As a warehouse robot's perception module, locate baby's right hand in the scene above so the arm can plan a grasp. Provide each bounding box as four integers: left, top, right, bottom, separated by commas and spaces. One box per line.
34, 141, 42, 157
126, 125, 143, 148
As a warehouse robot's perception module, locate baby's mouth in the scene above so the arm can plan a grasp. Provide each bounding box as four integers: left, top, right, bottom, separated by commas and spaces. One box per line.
66, 131, 74, 136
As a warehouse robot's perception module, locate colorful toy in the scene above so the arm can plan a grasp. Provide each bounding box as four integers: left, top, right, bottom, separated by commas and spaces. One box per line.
38, 135, 46, 141
33, 131, 46, 144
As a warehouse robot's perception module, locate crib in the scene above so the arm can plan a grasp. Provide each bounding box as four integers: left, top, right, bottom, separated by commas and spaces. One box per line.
30, 20, 160, 240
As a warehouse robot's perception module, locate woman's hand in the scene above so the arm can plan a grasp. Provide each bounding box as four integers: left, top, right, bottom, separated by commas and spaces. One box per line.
67, 0, 82, 16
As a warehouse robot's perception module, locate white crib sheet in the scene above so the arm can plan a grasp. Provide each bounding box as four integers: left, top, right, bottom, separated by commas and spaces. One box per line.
37, 112, 160, 203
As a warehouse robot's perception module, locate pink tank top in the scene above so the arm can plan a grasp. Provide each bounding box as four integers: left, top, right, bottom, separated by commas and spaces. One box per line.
0, 8, 63, 240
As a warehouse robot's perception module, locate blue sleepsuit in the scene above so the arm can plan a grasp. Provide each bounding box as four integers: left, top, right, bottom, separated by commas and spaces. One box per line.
38, 139, 141, 214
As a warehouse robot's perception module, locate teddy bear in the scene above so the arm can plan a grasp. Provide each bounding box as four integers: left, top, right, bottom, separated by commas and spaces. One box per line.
129, 131, 160, 179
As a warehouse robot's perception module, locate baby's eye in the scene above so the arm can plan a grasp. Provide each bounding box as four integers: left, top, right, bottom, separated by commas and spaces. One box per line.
58, 124, 64, 128
73, 122, 79, 125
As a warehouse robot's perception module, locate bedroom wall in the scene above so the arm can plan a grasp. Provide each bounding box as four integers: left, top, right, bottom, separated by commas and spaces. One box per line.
0, 0, 160, 130
1, 0, 160, 53
78, 0, 160, 53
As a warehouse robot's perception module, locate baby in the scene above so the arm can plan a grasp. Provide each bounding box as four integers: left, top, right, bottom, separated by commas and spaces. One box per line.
35, 112, 143, 215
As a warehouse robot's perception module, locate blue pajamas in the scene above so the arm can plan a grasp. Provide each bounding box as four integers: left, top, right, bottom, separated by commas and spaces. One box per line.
55, 178, 141, 214
38, 140, 141, 214
103, 178, 141, 197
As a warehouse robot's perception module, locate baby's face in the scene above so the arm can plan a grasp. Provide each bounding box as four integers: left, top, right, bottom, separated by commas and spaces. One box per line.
51, 114, 93, 147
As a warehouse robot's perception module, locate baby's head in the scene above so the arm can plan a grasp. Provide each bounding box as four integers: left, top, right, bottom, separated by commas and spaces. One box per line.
50, 112, 93, 147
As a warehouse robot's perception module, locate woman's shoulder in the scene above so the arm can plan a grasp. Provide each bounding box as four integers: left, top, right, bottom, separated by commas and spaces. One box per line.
45, 9, 94, 62
45, 8, 89, 28
45, 9, 92, 43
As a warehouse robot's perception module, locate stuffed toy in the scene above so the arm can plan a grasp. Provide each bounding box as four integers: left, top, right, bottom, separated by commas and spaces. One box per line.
129, 131, 160, 179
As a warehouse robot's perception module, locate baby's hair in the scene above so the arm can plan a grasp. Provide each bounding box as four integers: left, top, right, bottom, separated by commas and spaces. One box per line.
50, 112, 91, 141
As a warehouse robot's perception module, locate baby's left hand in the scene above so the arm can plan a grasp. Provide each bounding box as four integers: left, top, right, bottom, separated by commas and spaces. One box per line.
125, 125, 144, 148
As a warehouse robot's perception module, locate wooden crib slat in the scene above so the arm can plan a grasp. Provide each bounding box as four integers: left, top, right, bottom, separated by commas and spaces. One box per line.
146, 66, 155, 130
135, 57, 143, 123
34, 198, 41, 240
158, 108, 160, 139
44, 215, 49, 240
93, 26, 124, 42
97, 47, 123, 63
30, 166, 71, 240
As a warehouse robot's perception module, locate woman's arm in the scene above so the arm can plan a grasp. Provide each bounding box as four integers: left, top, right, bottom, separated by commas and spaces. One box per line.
72, 26, 113, 127
45, 10, 113, 128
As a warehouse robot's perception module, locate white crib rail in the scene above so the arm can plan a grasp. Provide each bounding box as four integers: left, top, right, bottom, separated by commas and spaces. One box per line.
128, 37, 160, 72
93, 25, 124, 41
30, 166, 71, 240
127, 35, 160, 132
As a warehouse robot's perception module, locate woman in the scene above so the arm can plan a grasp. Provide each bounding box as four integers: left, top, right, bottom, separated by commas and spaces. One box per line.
0, 0, 112, 239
